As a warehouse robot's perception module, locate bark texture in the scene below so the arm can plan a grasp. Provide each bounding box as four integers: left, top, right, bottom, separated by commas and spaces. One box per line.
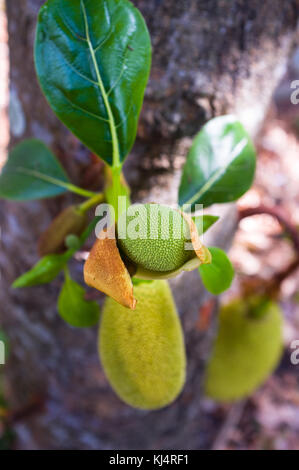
1, 0, 298, 449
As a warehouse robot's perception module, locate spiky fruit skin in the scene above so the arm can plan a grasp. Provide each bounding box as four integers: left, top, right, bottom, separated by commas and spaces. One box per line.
205, 298, 283, 402
118, 203, 193, 272
99, 280, 186, 410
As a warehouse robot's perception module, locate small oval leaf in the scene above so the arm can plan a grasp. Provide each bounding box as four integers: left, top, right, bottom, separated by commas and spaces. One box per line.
35, 0, 152, 165
12, 253, 68, 288
0, 139, 70, 201
193, 214, 219, 235
13, 216, 102, 289
179, 115, 256, 208
198, 247, 234, 295
58, 273, 100, 328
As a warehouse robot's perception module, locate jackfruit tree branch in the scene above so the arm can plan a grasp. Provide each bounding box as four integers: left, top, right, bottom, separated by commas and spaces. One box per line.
238, 205, 299, 293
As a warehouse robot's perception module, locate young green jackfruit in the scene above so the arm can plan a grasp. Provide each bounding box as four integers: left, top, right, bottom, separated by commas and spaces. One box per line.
205, 297, 283, 402
99, 280, 186, 409
118, 203, 194, 272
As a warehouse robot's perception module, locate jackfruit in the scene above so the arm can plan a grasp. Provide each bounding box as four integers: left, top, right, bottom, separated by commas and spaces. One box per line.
205, 297, 283, 402
118, 203, 194, 272
84, 204, 211, 307
99, 280, 186, 409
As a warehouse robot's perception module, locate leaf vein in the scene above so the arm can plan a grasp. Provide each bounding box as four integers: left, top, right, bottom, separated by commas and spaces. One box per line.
115, 101, 134, 129
94, 27, 114, 52
184, 167, 224, 206
48, 39, 98, 86
62, 92, 109, 123
59, 14, 88, 43
107, 49, 130, 97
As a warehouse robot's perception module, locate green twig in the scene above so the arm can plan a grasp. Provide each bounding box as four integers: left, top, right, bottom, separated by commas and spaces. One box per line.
78, 193, 105, 214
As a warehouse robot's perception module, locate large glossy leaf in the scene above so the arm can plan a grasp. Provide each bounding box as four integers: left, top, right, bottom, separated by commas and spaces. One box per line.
198, 247, 234, 295
179, 115, 256, 209
35, 0, 151, 166
58, 272, 100, 328
0, 139, 70, 200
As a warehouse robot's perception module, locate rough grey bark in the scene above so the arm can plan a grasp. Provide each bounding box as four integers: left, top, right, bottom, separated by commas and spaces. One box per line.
1, 0, 297, 449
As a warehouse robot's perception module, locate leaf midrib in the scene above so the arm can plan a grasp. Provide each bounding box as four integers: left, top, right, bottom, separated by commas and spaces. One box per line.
15, 167, 96, 198
184, 167, 224, 206
80, 0, 120, 168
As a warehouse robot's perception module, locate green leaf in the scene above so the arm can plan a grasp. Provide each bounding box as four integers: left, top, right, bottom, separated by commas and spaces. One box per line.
12, 216, 101, 289
179, 115, 256, 209
58, 271, 100, 327
198, 247, 234, 295
34, 0, 152, 166
193, 215, 219, 235
12, 253, 69, 288
0, 139, 70, 200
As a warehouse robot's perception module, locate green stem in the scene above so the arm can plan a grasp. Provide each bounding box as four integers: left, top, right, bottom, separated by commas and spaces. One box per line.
17, 167, 96, 198
58, 182, 96, 198
63, 264, 70, 280
112, 165, 122, 204
78, 193, 105, 214
65, 216, 101, 260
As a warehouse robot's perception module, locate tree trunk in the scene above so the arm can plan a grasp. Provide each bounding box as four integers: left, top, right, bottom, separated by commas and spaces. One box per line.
1, 0, 297, 449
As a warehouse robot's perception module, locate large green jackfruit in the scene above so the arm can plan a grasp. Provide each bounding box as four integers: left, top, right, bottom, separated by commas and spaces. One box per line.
99, 280, 186, 409
205, 297, 283, 402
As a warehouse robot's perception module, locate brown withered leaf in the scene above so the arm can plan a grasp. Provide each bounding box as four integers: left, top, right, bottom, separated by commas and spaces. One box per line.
181, 211, 212, 264
38, 205, 88, 256
84, 225, 136, 310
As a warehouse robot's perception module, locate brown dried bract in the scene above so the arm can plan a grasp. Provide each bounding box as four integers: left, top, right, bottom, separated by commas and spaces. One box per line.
180, 211, 212, 264
84, 225, 136, 310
